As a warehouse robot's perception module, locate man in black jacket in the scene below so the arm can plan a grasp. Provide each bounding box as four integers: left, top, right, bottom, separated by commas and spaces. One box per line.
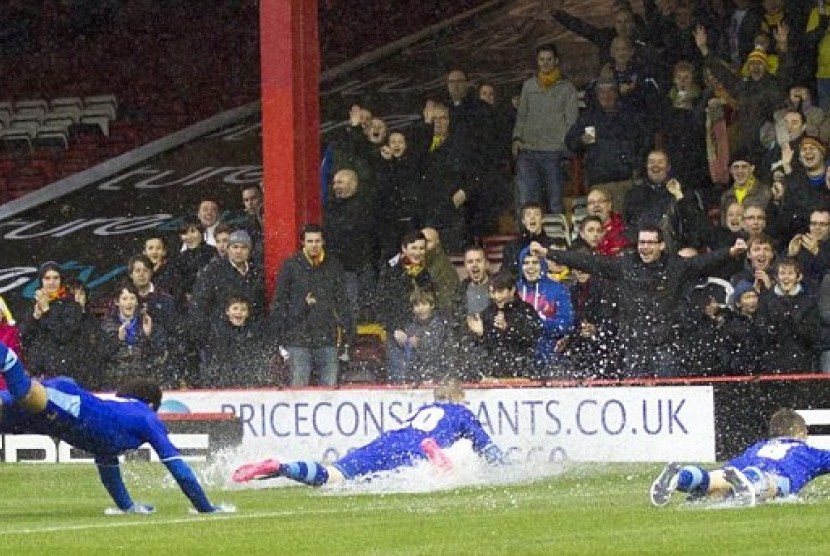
565, 78, 647, 212
532, 226, 747, 377
446, 69, 504, 238
417, 104, 473, 254
324, 168, 378, 323
270, 224, 353, 387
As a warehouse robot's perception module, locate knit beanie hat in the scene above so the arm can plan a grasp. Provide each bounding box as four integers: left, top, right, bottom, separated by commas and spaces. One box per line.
228, 230, 252, 249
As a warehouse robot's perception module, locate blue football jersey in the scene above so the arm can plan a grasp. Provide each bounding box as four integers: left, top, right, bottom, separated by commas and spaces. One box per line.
728, 437, 830, 494
0, 377, 179, 461
334, 402, 497, 479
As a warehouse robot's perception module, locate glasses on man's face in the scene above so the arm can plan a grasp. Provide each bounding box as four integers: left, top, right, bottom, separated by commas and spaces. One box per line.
588, 199, 609, 205
810, 221, 830, 227
638, 240, 660, 245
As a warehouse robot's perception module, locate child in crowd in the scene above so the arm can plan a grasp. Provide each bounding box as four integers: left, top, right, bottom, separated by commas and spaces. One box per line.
142, 234, 175, 295
651, 409, 830, 507
516, 247, 574, 370
100, 283, 166, 389
212, 222, 234, 259
757, 258, 819, 373
199, 295, 273, 388
467, 269, 542, 379
502, 202, 553, 277
391, 288, 454, 383
717, 281, 766, 375
170, 216, 216, 310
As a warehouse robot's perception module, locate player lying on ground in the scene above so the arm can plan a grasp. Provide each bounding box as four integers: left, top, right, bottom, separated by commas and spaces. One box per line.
651, 408, 830, 507
0, 340, 230, 514
233, 379, 507, 485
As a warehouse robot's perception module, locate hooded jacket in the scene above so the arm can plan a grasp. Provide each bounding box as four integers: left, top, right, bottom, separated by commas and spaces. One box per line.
516, 246, 575, 363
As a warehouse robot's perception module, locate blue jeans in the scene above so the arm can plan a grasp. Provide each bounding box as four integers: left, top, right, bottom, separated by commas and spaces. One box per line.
286, 347, 339, 386
515, 149, 564, 214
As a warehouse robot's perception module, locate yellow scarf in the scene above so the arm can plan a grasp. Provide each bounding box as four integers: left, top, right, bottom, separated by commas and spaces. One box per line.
304, 248, 325, 267
549, 266, 570, 283
734, 176, 756, 204
429, 135, 444, 153
46, 286, 68, 302
538, 68, 561, 90
402, 256, 424, 277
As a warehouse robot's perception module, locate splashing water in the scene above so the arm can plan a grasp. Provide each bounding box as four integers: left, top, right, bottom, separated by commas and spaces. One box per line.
198, 441, 570, 494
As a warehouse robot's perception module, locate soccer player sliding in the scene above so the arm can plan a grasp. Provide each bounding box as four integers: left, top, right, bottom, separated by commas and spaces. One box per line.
651, 408, 830, 507
233, 379, 507, 486
0, 340, 231, 514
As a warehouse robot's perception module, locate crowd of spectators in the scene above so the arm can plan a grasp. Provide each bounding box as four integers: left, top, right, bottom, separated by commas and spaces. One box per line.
15, 0, 830, 388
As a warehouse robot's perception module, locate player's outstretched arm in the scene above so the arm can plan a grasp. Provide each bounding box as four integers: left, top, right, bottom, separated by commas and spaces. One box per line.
458, 407, 509, 465
96, 456, 154, 514
163, 457, 227, 513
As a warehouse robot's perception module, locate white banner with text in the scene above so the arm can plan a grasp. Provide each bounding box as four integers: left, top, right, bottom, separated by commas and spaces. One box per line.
159, 386, 716, 463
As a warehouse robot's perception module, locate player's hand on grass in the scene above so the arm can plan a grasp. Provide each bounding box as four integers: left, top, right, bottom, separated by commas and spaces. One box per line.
104, 503, 155, 515
191, 503, 237, 514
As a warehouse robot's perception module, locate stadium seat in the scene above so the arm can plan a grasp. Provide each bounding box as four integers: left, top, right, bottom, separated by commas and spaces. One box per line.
0, 103, 11, 129
9, 111, 44, 127
79, 95, 118, 136
50, 97, 84, 112
35, 122, 71, 148
0, 120, 40, 150
13, 99, 49, 118
82, 94, 118, 118
44, 106, 82, 126
541, 214, 570, 246
79, 108, 114, 136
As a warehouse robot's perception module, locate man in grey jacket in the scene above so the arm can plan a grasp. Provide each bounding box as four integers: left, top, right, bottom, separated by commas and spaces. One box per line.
512, 43, 579, 216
